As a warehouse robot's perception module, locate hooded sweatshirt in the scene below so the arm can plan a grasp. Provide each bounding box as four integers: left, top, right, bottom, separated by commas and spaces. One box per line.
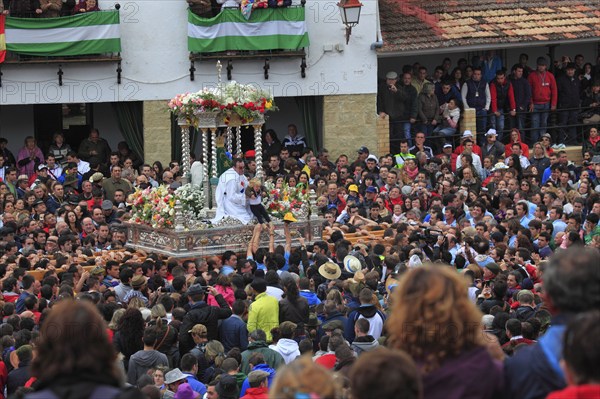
345, 304, 386, 342
127, 349, 168, 385
351, 335, 379, 356
239, 364, 276, 397
269, 338, 300, 364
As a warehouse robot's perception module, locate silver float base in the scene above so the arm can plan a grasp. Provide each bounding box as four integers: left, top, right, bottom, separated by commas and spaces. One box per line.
125, 218, 324, 258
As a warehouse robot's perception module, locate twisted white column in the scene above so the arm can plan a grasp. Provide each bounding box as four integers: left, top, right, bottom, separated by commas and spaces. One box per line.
179, 119, 191, 185
253, 123, 263, 179
236, 126, 242, 158
201, 128, 210, 211
226, 126, 233, 154
211, 128, 217, 179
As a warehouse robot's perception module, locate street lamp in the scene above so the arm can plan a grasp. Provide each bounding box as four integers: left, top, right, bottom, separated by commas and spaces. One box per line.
337, 0, 363, 44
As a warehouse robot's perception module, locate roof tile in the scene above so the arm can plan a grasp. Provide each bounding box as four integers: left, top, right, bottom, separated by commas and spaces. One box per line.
379, 0, 600, 53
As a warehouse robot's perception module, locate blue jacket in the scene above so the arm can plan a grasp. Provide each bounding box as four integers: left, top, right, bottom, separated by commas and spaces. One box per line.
239, 364, 276, 397
183, 373, 207, 397
219, 314, 248, 353
299, 290, 321, 307
504, 315, 568, 399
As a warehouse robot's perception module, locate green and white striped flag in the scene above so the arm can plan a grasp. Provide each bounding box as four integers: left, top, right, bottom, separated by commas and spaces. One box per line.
6, 10, 121, 56
188, 8, 309, 53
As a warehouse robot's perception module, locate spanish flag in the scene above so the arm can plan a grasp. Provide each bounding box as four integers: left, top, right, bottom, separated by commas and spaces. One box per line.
0, 15, 5, 63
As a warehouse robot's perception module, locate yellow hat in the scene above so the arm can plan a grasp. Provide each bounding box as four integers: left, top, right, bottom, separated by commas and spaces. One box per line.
283, 212, 297, 223
348, 184, 359, 193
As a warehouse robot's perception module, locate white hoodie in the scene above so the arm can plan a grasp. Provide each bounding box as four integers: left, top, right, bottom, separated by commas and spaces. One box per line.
269, 338, 300, 364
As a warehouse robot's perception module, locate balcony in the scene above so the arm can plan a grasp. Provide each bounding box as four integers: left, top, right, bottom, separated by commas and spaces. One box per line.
0, 8, 122, 85
187, 3, 309, 80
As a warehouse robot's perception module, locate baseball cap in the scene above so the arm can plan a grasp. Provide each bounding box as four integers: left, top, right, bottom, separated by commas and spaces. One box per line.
348, 184, 359, 193
485, 129, 497, 136
541, 132, 551, 139
101, 200, 113, 210
385, 71, 398, 80
462, 130, 473, 139
366, 186, 378, 194
187, 284, 205, 296
37, 164, 48, 171
443, 143, 453, 149
357, 146, 369, 154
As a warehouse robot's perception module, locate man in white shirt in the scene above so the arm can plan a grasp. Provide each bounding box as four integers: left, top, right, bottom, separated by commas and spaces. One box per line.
66, 151, 90, 175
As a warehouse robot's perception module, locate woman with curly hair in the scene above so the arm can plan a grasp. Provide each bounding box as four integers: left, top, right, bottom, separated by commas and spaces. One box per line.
269, 355, 341, 399
26, 300, 141, 398
387, 266, 504, 399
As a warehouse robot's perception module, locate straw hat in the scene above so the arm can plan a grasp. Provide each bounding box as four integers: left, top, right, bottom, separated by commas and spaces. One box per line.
318, 262, 341, 280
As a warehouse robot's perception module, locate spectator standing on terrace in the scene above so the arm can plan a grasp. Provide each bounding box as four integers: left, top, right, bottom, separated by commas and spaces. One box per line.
489, 69, 516, 142
462, 67, 491, 141
557, 63, 582, 145
528, 57, 557, 144
378, 71, 410, 152
510, 65, 532, 132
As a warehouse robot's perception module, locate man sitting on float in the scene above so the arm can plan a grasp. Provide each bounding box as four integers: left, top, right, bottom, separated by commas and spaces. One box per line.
212, 157, 254, 224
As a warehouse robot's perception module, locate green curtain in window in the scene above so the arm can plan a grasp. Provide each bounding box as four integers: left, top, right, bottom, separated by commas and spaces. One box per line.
170, 115, 200, 162
295, 96, 321, 150
112, 102, 144, 161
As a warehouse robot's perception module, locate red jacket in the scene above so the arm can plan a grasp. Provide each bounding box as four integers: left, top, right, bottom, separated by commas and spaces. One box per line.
454, 144, 482, 158
505, 129, 530, 158
546, 384, 600, 399
528, 70, 558, 107
0, 361, 7, 399
241, 387, 269, 399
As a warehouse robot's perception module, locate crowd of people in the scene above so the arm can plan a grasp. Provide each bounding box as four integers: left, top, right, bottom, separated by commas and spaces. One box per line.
0, 55, 600, 399
0, 0, 101, 17
378, 50, 600, 152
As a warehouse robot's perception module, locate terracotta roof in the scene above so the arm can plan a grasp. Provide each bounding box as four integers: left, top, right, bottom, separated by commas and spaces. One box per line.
378, 0, 600, 53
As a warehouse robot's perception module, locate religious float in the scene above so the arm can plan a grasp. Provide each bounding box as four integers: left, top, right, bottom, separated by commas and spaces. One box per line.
126, 63, 323, 257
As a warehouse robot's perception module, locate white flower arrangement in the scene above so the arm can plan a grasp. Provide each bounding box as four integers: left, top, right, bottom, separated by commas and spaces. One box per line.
175, 184, 206, 220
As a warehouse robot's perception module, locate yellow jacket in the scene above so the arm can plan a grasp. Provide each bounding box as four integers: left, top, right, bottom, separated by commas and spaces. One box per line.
247, 292, 279, 342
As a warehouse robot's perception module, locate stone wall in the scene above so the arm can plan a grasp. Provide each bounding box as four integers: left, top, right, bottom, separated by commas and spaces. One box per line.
143, 101, 172, 166
322, 94, 385, 158
461, 108, 477, 138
